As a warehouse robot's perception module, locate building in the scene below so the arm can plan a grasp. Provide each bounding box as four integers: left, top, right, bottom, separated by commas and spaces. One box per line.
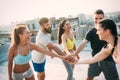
26, 18, 40, 36
78, 13, 86, 25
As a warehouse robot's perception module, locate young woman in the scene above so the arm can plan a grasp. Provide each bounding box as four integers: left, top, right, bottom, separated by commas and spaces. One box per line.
58, 19, 79, 80
66, 19, 120, 80
64, 10, 119, 80
8, 24, 64, 80
68, 19, 120, 66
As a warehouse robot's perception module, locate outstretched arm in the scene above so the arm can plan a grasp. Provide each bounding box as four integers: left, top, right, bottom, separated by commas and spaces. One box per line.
77, 48, 111, 64
74, 39, 88, 56
30, 43, 64, 59
47, 42, 65, 56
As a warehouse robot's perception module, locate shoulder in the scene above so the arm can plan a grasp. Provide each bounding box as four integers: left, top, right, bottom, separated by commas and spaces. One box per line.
61, 33, 67, 43
37, 32, 50, 41
87, 28, 96, 34
37, 31, 50, 38
36, 31, 44, 38
85, 28, 95, 40
62, 33, 66, 39
8, 44, 17, 56
102, 44, 113, 55
9, 44, 16, 51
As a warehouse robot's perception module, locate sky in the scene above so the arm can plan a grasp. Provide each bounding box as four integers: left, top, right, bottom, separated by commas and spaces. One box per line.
0, 0, 120, 25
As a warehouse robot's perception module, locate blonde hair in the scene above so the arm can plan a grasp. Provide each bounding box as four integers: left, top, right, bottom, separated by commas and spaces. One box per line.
11, 24, 27, 46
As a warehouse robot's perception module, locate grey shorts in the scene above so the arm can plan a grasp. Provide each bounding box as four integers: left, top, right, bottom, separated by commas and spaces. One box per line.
88, 61, 119, 80
12, 67, 33, 80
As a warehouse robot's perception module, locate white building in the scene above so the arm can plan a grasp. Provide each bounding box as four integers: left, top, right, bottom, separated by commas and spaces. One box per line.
78, 13, 86, 25
26, 18, 40, 31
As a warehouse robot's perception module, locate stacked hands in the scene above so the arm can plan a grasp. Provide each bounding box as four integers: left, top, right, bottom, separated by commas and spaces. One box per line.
63, 54, 80, 64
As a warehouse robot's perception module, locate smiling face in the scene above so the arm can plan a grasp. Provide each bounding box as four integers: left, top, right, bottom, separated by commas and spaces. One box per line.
93, 14, 104, 27
19, 28, 31, 42
63, 20, 71, 31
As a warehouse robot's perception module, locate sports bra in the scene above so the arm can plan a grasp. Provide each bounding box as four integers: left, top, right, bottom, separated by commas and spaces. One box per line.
14, 44, 31, 65
66, 36, 76, 50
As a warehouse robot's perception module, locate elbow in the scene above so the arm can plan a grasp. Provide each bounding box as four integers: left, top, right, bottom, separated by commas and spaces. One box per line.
8, 61, 13, 66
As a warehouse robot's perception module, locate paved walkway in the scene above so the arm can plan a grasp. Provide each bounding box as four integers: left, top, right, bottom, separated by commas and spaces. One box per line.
0, 51, 120, 80
42, 51, 120, 80
32, 52, 120, 80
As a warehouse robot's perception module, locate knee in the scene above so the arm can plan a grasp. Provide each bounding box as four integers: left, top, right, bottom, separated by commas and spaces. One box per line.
37, 73, 45, 80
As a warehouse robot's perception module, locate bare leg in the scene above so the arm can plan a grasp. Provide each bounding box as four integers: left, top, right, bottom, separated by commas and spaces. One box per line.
37, 72, 45, 80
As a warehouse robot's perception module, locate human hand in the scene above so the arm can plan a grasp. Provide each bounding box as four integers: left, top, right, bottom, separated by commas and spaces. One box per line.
64, 54, 79, 64
50, 55, 54, 59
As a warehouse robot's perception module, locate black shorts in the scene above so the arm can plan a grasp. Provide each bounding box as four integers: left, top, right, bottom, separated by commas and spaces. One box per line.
88, 60, 119, 80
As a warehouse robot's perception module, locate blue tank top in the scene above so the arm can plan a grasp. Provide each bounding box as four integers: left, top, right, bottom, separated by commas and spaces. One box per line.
14, 44, 31, 65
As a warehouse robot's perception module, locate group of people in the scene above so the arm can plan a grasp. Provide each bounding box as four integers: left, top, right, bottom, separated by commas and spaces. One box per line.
66, 9, 120, 80
8, 9, 120, 80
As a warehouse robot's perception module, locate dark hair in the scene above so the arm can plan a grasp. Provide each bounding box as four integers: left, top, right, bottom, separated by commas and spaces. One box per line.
99, 19, 118, 54
11, 24, 27, 46
57, 19, 67, 44
99, 19, 117, 37
39, 17, 49, 26
94, 9, 104, 16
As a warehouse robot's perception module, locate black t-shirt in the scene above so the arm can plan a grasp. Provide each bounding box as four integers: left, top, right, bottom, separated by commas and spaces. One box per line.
85, 28, 114, 61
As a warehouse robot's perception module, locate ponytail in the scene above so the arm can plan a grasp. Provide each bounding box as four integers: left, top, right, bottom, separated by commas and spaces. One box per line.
57, 19, 67, 44
11, 24, 26, 46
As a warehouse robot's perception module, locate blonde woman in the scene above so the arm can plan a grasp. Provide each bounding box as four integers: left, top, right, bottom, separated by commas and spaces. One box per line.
8, 24, 64, 80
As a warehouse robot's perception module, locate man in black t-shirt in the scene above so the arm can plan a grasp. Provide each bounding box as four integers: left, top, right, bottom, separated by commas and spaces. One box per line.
74, 9, 119, 80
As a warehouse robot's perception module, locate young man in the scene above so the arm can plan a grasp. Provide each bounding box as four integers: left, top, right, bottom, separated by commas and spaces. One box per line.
73, 9, 119, 80
32, 17, 65, 80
